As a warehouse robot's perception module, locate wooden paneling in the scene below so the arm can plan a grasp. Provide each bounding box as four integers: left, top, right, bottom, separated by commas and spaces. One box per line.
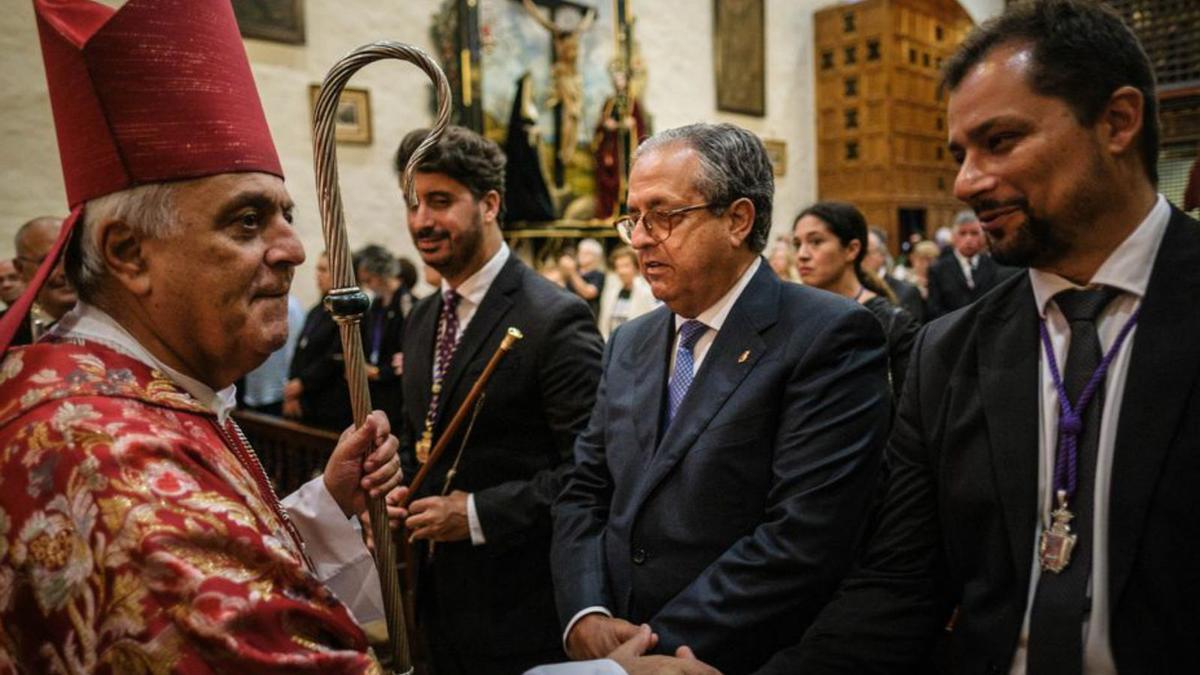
815, 0, 973, 251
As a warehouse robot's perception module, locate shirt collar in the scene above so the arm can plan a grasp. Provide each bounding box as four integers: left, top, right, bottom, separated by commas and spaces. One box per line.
442, 242, 510, 306
50, 301, 238, 423
1030, 194, 1171, 317
953, 249, 976, 269
675, 257, 762, 333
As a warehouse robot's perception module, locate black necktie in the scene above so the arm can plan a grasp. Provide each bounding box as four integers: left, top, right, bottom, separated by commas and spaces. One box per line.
1027, 286, 1120, 675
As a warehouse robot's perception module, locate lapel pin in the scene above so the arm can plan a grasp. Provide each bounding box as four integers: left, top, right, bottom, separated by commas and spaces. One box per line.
738, 350, 750, 363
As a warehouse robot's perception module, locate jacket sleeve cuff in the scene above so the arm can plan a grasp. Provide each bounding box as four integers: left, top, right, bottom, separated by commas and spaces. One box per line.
563, 606, 613, 649
467, 492, 487, 545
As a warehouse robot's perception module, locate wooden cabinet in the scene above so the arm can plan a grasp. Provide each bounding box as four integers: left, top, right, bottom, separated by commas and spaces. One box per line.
813, 0, 973, 252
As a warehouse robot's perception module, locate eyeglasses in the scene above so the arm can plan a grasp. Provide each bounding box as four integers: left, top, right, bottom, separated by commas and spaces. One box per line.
613, 202, 726, 245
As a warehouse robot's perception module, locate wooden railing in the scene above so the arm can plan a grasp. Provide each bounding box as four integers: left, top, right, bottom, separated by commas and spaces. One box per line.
233, 410, 340, 496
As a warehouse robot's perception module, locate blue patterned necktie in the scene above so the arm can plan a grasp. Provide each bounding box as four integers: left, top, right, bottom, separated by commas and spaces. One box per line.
667, 319, 709, 424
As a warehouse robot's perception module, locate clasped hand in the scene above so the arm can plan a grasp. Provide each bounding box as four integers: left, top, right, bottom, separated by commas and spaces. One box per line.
393, 489, 471, 543
568, 615, 720, 674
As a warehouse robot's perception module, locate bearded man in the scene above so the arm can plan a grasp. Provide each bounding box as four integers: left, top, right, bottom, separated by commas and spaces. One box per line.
762, 2, 1200, 672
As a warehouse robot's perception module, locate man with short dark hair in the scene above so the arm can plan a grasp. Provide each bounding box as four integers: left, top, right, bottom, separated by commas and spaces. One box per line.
926, 209, 1016, 318
392, 125, 604, 674
553, 122, 890, 673
761, 1, 1200, 672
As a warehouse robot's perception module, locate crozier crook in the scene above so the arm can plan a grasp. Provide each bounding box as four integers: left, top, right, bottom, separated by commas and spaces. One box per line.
312, 41, 452, 675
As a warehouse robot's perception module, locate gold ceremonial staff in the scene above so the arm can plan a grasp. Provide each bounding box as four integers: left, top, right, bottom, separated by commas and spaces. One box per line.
403, 327, 524, 502
312, 41, 452, 675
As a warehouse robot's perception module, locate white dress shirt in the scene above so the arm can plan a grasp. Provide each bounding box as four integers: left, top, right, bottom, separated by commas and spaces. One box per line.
564, 256, 762, 644
953, 249, 979, 289
1009, 194, 1170, 675
437, 242, 512, 545
49, 302, 385, 626
669, 257, 762, 378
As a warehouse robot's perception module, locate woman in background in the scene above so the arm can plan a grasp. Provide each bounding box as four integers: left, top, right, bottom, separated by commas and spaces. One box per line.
597, 246, 657, 339
793, 201, 918, 398
895, 239, 940, 301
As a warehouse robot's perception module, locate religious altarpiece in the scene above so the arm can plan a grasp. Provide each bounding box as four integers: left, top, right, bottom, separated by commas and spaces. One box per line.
431, 0, 647, 266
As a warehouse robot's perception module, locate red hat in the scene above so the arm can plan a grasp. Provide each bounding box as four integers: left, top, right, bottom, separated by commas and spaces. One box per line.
1, 0, 284, 351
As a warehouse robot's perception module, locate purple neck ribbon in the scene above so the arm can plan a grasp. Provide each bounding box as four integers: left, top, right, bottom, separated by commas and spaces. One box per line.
1037, 307, 1140, 501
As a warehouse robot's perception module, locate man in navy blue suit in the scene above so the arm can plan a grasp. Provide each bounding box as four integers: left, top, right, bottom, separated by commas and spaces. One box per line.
551, 122, 892, 674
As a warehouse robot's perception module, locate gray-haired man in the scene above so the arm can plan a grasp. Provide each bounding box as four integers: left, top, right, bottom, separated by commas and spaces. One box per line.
552, 122, 891, 673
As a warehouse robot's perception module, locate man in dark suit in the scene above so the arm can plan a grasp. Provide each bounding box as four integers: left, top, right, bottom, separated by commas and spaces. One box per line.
926, 210, 1018, 319
761, 2, 1200, 672
354, 244, 407, 426
553, 123, 891, 674
392, 126, 603, 674
284, 250, 353, 430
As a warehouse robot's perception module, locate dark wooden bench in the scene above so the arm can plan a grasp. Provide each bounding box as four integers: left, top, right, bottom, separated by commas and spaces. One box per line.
233, 409, 340, 496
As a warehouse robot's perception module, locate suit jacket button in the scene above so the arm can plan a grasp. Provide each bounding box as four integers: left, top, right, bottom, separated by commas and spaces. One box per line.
632, 548, 647, 565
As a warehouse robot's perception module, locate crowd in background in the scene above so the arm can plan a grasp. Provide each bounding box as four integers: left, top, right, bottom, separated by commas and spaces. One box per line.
1, 206, 1014, 436
262, 198, 1021, 435
7, 1, 1195, 673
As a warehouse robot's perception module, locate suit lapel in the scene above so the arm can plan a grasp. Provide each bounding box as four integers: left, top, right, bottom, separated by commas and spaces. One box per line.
1109, 210, 1200, 601
974, 256, 996, 291
406, 294, 440, 424
631, 263, 777, 513
630, 307, 673, 462
948, 256, 972, 295
977, 275, 1040, 590
439, 256, 519, 414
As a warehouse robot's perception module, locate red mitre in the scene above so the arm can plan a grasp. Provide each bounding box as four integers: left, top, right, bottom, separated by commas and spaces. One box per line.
1, 0, 283, 352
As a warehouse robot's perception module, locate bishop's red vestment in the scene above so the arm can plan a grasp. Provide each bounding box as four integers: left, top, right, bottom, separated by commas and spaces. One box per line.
0, 339, 378, 673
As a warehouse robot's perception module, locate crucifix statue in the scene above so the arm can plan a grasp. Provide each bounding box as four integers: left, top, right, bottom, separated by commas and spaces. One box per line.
521, 0, 596, 181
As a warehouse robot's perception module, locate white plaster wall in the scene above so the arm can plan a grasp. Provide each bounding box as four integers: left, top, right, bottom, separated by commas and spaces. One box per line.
241, 2, 444, 304
0, 0, 1005, 306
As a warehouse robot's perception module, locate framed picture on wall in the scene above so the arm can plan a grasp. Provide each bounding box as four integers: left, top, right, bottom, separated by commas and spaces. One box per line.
762, 138, 787, 176
714, 0, 766, 116
232, 0, 306, 46
309, 85, 372, 145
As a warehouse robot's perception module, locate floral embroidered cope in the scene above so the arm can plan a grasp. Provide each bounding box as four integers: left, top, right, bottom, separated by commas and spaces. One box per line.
0, 340, 378, 673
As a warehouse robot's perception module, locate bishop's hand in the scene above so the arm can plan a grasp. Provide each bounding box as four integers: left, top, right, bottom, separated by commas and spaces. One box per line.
323, 410, 402, 517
